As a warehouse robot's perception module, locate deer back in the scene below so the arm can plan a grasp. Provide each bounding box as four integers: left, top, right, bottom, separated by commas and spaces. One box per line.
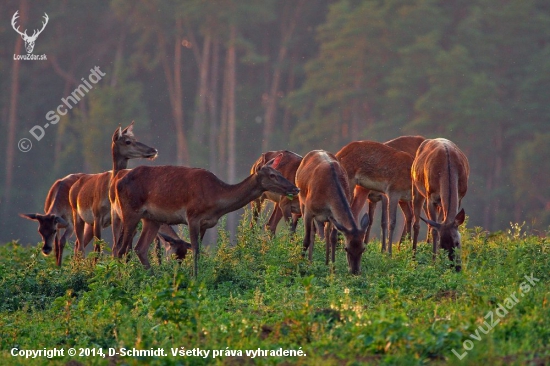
336, 141, 414, 195
296, 150, 354, 224
384, 135, 426, 157
44, 173, 85, 215
412, 138, 470, 223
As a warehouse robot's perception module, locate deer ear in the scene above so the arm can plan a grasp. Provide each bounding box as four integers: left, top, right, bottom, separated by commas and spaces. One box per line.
270, 153, 283, 169
20, 213, 39, 221
454, 208, 466, 226
329, 216, 348, 234
113, 126, 122, 142
55, 216, 68, 226
420, 216, 441, 229
360, 213, 370, 231
122, 121, 135, 137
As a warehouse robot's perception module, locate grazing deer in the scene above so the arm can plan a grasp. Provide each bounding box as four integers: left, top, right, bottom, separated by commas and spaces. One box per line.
295, 150, 369, 274
20, 173, 89, 266
110, 168, 192, 260
250, 150, 302, 234
112, 153, 300, 275
411, 138, 469, 272
336, 141, 414, 256
351, 135, 426, 245
69, 122, 158, 256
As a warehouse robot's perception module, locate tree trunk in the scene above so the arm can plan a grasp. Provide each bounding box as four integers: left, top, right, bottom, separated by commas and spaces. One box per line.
208, 38, 220, 175
193, 33, 212, 146
282, 57, 296, 139
261, 0, 307, 151
3, 0, 27, 220
226, 26, 238, 238
158, 18, 189, 165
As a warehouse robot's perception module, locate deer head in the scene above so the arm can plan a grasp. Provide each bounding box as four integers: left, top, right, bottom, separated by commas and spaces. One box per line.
330, 213, 369, 275
19, 213, 68, 256
12, 11, 49, 54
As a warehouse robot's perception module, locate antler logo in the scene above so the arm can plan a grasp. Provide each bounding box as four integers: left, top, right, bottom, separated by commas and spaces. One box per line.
11, 11, 49, 54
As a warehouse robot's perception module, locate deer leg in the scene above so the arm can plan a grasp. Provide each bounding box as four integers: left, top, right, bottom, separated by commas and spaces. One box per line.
315, 220, 325, 240
266, 202, 283, 235
54, 233, 61, 266
412, 187, 425, 255
324, 222, 332, 265
111, 211, 122, 255
427, 200, 439, 261
330, 225, 338, 264
387, 195, 399, 257
350, 186, 369, 241
118, 214, 140, 259
398, 200, 413, 249
364, 200, 377, 244
290, 213, 300, 234
302, 211, 314, 260
80, 222, 94, 256
134, 219, 160, 269
73, 213, 85, 255
381, 194, 389, 253
188, 221, 202, 277
57, 223, 74, 266
91, 217, 103, 260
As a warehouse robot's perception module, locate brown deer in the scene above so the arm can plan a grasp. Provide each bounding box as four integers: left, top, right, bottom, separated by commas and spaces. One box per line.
250, 150, 302, 234
411, 138, 469, 271
109, 168, 192, 260
69, 122, 158, 256
336, 141, 414, 256
295, 150, 369, 274
351, 135, 426, 245
20, 173, 89, 266
112, 153, 300, 275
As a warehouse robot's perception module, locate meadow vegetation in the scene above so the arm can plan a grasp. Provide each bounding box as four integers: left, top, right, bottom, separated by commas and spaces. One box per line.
1, 215, 549, 365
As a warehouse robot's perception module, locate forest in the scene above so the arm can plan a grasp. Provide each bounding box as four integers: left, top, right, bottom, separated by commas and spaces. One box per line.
1, 0, 550, 245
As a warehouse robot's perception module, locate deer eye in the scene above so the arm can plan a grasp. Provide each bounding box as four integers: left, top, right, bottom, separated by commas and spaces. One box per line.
269, 173, 276, 179
125, 140, 132, 145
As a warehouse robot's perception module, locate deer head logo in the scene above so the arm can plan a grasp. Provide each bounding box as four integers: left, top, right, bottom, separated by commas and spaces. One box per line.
11, 11, 49, 54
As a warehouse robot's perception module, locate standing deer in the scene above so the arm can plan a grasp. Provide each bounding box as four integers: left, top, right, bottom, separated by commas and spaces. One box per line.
250, 150, 302, 234
69, 122, 158, 256
336, 141, 414, 256
11, 11, 48, 54
20, 173, 89, 266
296, 150, 369, 274
411, 138, 469, 272
112, 153, 300, 275
351, 135, 426, 245
110, 170, 192, 260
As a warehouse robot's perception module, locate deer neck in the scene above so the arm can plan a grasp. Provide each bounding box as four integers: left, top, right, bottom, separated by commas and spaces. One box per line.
215, 174, 264, 216
111, 146, 129, 181
329, 164, 357, 231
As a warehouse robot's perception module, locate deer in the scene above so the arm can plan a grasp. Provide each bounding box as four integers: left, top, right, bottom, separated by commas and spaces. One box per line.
20, 173, 90, 266
110, 170, 192, 261
411, 138, 469, 272
295, 150, 369, 274
69, 122, 158, 257
11, 11, 48, 54
351, 135, 426, 245
336, 141, 414, 256
250, 150, 302, 234
112, 153, 300, 276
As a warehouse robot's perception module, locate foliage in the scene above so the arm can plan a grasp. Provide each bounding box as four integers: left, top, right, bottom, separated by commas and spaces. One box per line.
1, 218, 549, 365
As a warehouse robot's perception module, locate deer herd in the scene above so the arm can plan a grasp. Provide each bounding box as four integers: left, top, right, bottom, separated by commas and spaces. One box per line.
21, 121, 469, 276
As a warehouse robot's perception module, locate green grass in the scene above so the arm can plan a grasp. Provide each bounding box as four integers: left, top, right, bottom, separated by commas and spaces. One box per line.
0, 215, 549, 365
